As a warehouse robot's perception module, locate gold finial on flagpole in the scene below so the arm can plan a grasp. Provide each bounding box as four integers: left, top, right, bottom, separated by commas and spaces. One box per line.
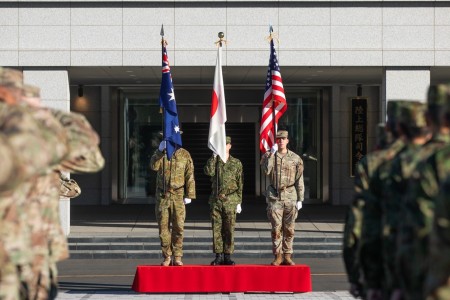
160, 24, 168, 46
266, 24, 279, 44
215, 32, 227, 47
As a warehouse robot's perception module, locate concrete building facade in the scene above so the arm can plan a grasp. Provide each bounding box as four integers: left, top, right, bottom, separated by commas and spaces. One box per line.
2, 0, 450, 232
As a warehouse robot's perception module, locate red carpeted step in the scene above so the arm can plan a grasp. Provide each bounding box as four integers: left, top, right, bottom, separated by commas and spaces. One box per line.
132, 264, 312, 293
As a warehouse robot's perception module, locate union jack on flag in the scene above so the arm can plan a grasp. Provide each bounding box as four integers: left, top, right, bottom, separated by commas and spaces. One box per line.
259, 38, 287, 153
159, 43, 182, 160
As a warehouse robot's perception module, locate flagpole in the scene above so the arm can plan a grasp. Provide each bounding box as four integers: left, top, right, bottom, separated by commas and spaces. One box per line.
215, 32, 225, 202
160, 24, 166, 195
269, 26, 279, 195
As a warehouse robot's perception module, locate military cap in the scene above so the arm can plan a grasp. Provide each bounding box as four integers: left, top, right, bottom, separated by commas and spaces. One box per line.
398, 101, 426, 128
0, 67, 23, 90
226, 136, 231, 144
276, 130, 288, 138
427, 84, 450, 107
387, 100, 403, 123
22, 84, 40, 98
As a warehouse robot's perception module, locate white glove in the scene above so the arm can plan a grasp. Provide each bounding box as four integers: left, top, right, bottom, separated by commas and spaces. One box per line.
296, 201, 302, 210
270, 144, 278, 154
236, 204, 242, 214
183, 198, 191, 205
158, 141, 166, 152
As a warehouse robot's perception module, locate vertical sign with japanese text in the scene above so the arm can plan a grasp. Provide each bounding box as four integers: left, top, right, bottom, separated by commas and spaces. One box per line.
350, 98, 368, 177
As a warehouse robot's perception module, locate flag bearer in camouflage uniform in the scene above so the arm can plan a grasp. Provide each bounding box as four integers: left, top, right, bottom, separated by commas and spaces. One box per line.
343, 124, 387, 299
378, 102, 428, 300
397, 84, 450, 300
204, 136, 243, 266
261, 130, 304, 266
359, 101, 406, 300
150, 140, 196, 266
0, 68, 69, 300
426, 176, 450, 300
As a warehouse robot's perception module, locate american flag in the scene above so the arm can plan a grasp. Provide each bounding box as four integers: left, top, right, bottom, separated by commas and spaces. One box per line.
259, 38, 287, 153
159, 43, 182, 160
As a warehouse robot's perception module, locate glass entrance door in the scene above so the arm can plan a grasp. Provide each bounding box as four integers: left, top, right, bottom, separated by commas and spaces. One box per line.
118, 87, 324, 204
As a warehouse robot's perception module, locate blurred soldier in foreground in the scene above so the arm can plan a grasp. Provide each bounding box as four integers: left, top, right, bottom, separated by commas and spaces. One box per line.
150, 136, 196, 266
260, 130, 304, 266
343, 124, 387, 299
358, 100, 406, 300
398, 84, 450, 300
378, 102, 428, 300
21, 84, 101, 300
426, 176, 450, 300
59, 172, 81, 199
0, 68, 69, 300
0, 67, 104, 300
204, 136, 243, 266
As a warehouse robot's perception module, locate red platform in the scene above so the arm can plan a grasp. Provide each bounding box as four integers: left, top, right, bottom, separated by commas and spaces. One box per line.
132, 265, 312, 293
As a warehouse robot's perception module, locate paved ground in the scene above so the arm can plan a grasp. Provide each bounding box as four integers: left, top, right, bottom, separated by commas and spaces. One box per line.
56, 291, 353, 299
56, 203, 351, 299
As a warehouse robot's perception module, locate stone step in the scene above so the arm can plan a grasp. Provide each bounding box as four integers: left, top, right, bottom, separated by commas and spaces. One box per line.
69, 249, 342, 260
68, 234, 343, 259
69, 241, 342, 251
68, 235, 342, 244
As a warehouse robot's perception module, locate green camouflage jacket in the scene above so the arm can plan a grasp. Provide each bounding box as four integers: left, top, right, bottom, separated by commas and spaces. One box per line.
204, 155, 243, 206
150, 148, 196, 199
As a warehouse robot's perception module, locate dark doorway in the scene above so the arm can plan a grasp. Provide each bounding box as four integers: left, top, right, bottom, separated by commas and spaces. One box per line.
182, 123, 256, 202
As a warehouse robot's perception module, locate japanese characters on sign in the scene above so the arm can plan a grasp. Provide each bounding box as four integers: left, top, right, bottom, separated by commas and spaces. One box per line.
350, 98, 368, 177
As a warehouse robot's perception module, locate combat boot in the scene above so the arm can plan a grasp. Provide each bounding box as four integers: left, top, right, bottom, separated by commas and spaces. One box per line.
211, 253, 223, 266
283, 254, 295, 266
271, 253, 283, 266
161, 256, 171, 266
173, 256, 183, 266
223, 254, 235, 265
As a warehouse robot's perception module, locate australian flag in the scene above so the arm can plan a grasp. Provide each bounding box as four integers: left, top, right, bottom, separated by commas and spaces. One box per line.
159, 44, 182, 160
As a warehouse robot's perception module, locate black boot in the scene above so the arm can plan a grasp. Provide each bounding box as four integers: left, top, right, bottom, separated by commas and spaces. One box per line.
211, 253, 223, 265
223, 254, 235, 265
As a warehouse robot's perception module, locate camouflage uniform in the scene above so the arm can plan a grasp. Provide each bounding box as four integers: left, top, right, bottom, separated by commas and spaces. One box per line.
46, 110, 104, 296
0, 69, 69, 300
59, 172, 81, 199
343, 124, 387, 298
344, 154, 378, 298
358, 101, 406, 296
397, 85, 450, 300
426, 176, 450, 300
204, 137, 243, 256
150, 147, 196, 260
260, 131, 304, 260
378, 102, 427, 298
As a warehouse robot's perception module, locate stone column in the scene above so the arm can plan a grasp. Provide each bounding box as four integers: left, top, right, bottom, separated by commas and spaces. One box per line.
23, 69, 71, 236
382, 68, 430, 117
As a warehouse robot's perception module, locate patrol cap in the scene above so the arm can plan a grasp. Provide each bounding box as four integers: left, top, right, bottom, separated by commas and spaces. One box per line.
427, 84, 450, 108
22, 84, 40, 98
276, 130, 288, 139
387, 100, 403, 124
226, 136, 231, 144
398, 101, 426, 128
0, 67, 23, 90
375, 123, 388, 149
22, 84, 41, 107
